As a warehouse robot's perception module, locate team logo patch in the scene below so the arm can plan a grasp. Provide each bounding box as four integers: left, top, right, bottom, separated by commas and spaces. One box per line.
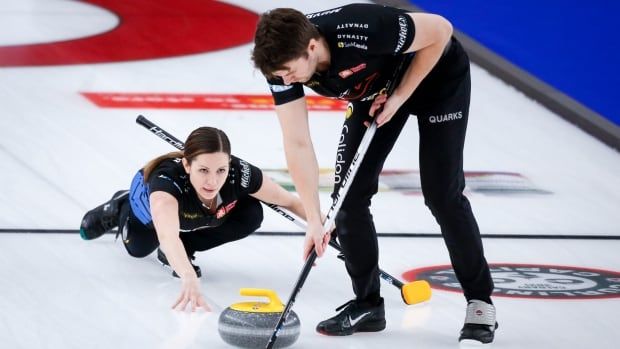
216, 200, 237, 219
216, 208, 226, 219
403, 264, 620, 299
338, 63, 367, 79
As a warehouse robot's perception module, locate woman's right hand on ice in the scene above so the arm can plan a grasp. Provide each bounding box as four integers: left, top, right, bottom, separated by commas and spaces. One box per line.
303, 219, 330, 260
173, 275, 211, 312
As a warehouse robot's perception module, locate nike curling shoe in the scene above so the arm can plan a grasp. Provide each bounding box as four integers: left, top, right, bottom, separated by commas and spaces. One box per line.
316, 298, 385, 336
80, 190, 129, 240
459, 299, 498, 344
157, 248, 202, 278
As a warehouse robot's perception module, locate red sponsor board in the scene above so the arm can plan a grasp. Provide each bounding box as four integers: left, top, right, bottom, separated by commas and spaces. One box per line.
81, 92, 348, 111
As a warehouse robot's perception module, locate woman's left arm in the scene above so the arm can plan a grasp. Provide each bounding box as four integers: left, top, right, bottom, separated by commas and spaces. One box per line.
250, 175, 307, 221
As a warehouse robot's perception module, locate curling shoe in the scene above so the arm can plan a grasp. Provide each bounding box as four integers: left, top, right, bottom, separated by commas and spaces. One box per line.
157, 248, 202, 278
80, 190, 129, 240
316, 298, 385, 336
459, 299, 498, 345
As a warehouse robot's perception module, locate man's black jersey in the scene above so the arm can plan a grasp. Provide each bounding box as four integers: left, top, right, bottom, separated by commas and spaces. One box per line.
146, 156, 263, 232
267, 3, 416, 105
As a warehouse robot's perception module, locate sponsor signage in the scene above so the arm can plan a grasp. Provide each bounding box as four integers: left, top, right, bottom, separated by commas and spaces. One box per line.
265, 169, 548, 195
82, 92, 347, 111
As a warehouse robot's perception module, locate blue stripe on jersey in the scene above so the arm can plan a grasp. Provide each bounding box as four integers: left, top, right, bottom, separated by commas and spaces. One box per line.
129, 171, 152, 225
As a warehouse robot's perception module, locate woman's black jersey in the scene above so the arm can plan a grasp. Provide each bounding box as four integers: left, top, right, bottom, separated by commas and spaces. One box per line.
147, 156, 263, 232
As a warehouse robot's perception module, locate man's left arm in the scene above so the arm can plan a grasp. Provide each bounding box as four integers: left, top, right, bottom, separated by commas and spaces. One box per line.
372, 13, 453, 126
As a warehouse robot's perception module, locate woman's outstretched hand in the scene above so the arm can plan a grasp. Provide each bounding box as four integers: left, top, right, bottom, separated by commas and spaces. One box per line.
173, 275, 211, 312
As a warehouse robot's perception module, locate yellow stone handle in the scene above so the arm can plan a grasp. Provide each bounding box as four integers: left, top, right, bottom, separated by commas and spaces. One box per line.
230, 288, 285, 313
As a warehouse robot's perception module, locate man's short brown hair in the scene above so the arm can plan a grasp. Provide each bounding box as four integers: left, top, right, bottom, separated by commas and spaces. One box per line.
252, 8, 321, 78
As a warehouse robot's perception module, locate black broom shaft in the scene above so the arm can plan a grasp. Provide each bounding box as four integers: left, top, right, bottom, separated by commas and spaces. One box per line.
265, 203, 405, 289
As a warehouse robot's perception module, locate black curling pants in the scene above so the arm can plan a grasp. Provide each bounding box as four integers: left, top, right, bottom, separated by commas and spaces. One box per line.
333, 38, 494, 303
118, 196, 263, 258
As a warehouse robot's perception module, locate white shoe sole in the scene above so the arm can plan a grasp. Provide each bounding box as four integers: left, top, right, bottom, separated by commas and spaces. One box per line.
459, 339, 493, 346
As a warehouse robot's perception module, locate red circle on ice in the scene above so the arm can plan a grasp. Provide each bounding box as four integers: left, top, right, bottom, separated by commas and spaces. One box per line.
0, 0, 258, 66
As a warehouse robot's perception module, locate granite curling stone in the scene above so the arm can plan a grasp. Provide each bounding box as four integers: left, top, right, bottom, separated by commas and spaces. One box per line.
218, 288, 301, 348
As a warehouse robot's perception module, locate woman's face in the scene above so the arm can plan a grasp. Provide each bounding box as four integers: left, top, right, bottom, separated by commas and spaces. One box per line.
183, 152, 230, 202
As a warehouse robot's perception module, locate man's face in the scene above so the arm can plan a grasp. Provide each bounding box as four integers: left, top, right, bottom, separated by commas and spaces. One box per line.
273, 42, 318, 85
273, 55, 314, 85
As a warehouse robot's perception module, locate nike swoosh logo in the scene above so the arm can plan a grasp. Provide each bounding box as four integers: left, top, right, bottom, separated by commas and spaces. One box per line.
349, 311, 371, 327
